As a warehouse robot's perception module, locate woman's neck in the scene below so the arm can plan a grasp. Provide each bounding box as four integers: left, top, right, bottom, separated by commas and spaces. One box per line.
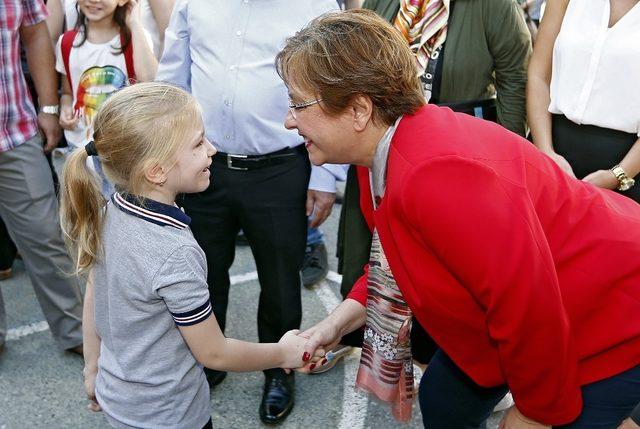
85, 17, 120, 44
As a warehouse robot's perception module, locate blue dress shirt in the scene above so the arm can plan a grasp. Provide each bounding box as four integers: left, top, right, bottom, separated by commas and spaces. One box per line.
157, 0, 346, 192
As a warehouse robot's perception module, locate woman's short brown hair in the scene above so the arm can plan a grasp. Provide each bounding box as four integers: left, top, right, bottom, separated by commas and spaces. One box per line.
276, 9, 425, 126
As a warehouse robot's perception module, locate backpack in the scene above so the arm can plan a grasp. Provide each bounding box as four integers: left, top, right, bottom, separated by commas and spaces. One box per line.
60, 29, 136, 91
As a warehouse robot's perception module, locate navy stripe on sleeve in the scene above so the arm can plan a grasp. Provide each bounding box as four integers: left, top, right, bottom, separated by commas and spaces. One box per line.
171, 300, 213, 326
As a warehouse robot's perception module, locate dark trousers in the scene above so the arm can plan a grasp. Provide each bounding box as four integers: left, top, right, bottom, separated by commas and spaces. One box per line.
0, 217, 17, 270
419, 349, 640, 428
181, 150, 310, 375
552, 114, 640, 203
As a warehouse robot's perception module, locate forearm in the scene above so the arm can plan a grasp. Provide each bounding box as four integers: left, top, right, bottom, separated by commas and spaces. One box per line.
130, 23, 157, 81
148, 0, 174, 44
83, 274, 101, 373
527, 74, 554, 153
326, 299, 367, 338
204, 339, 286, 372
21, 22, 58, 106
618, 137, 640, 179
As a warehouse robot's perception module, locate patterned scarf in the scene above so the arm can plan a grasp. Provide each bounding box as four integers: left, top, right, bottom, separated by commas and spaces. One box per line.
355, 231, 415, 422
393, 0, 450, 74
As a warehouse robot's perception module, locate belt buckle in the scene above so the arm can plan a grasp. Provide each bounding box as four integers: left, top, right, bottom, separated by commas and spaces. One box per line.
227, 154, 248, 171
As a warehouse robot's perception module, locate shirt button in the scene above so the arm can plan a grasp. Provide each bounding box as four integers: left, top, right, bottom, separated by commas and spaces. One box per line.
236, 30, 242, 37
224, 100, 231, 107
225, 135, 231, 140
229, 65, 236, 71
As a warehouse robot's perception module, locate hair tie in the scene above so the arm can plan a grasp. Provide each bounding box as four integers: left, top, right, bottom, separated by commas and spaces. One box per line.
85, 141, 98, 157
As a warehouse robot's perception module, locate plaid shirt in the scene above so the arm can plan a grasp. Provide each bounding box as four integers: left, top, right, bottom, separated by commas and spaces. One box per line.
0, 0, 48, 153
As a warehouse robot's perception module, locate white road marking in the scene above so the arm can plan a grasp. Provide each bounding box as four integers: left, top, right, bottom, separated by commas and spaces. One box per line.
7, 270, 368, 428
6, 320, 49, 341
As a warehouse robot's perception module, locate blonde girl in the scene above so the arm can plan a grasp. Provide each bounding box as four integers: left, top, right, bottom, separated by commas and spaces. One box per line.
60, 82, 316, 429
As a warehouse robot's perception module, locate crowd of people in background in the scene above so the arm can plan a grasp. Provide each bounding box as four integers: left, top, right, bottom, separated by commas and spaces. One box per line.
1, 0, 639, 428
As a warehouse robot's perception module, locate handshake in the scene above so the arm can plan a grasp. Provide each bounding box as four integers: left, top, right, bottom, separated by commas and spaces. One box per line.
276, 318, 343, 372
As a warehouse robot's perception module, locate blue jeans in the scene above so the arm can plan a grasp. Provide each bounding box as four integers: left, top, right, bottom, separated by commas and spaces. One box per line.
306, 223, 324, 247
419, 349, 640, 428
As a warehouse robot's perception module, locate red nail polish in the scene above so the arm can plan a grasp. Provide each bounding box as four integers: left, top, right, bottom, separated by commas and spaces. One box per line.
302, 352, 310, 362
309, 364, 316, 371
321, 358, 327, 365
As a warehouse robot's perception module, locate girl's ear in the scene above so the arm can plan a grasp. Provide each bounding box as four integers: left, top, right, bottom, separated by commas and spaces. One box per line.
144, 163, 167, 186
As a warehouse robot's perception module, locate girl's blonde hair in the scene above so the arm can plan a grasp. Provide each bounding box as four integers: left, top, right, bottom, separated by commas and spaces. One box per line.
60, 82, 201, 274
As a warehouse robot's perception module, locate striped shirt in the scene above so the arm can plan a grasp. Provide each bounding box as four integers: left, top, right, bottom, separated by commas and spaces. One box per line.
0, 0, 47, 152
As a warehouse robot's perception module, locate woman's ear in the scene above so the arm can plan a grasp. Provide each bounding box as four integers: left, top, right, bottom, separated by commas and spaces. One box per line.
351, 94, 374, 132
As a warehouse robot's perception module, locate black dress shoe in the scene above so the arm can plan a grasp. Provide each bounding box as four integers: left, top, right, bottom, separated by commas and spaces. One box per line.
259, 373, 295, 424
204, 368, 227, 389
301, 242, 328, 287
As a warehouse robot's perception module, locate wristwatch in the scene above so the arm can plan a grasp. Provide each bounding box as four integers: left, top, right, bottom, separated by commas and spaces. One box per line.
610, 164, 636, 191
40, 105, 60, 116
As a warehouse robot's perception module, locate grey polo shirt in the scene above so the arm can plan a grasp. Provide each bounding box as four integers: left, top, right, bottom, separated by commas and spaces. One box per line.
93, 192, 212, 429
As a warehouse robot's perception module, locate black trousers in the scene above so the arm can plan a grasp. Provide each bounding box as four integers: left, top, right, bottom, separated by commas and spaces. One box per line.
0, 217, 17, 270
552, 114, 640, 203
181, 149, 310, 373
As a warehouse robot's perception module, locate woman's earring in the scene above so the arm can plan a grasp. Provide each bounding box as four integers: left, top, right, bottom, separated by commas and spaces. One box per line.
158, 178, 167, 186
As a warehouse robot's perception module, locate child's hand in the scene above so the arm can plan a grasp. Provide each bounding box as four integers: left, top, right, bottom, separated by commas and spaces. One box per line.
125, 0, 142, 29
59, 105, 79, 130
83, 366, 102, 413
277, 330, 325, 370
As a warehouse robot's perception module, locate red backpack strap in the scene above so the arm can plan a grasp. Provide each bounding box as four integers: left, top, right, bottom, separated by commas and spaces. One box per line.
61, 29, 78, 91
120, 33, 136, 84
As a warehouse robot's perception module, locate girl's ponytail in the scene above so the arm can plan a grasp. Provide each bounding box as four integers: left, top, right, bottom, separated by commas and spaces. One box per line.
60, 148, 106, 275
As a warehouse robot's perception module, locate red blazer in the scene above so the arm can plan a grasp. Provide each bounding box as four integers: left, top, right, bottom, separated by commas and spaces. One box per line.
347, 105, 640, 425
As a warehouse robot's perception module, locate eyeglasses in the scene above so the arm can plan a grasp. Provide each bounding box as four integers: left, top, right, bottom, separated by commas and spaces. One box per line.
288, 98, 322, 119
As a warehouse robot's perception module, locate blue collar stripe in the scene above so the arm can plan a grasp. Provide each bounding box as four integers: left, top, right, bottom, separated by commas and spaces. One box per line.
112, 193, 190, 229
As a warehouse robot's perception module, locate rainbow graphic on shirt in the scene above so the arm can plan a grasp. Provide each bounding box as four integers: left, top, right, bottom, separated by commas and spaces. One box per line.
73, 65, 127, 139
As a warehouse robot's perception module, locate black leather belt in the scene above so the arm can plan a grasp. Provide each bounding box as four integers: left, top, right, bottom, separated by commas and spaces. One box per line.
439, 98, 497, 123
213, 145, 305, 171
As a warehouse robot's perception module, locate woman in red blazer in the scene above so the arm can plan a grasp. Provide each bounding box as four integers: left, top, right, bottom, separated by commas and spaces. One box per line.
277, 10, 640, 429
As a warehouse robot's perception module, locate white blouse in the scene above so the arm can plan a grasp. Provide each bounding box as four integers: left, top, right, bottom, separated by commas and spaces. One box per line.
549, 0, 640, 136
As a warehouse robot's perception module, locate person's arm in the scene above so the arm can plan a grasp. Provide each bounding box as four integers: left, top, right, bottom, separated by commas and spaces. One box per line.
45, 0, 65, 46
582, 137, 640, 190
126, 0, 157, 81
527, 0, 574, 176
157, 246, 317, 371
155, 0, 191, 90
20, 20, 61, 152
307, 164, 347, 228
617, 402, 640, 429
401, 157, 582, 425
299, 298, 367, 372
147, 0, 175, 48
83, 272, 102, 412
485, 0, 532, 137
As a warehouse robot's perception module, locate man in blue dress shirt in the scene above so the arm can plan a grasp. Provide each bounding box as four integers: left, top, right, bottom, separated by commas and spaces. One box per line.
157, 0, 341, 423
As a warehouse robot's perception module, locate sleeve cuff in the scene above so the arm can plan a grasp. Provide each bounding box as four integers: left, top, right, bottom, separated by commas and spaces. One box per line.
346, 273, 368, 306
309, 165, 338, 192
170, 300, 212, 326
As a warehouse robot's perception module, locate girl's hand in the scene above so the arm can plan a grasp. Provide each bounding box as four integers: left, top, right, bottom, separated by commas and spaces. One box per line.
618, 418, 640, 429
499, 406, 550, 429
59, 105, 79, 130
542, 150, 576, 178
277, 330, 324, 370
582, 169, 619, 190
83, 366, 101, 413
125, 0, 142, 29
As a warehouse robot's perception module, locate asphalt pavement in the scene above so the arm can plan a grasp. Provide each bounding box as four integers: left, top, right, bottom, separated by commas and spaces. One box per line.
0, 187, 505, 428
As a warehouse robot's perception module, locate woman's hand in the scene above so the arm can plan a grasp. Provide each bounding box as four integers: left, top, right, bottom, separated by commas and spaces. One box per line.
542, 150, 576, 178
83, 366, 101, 412
277, 330, 324, 370
582, 169, 619, 190
124, 0, 142, 29
499, 406, 550, 429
